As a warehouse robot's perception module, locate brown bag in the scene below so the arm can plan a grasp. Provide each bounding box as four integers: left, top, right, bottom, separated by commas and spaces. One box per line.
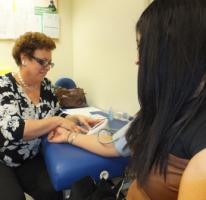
55, 87, 87, 108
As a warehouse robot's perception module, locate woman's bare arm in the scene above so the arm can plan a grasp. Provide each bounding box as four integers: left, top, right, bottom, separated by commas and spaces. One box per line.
178, 148, 206, 200
48, 127, 120, 157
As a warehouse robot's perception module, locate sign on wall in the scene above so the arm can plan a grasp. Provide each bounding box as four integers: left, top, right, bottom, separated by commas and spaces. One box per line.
0, 0, 59, 39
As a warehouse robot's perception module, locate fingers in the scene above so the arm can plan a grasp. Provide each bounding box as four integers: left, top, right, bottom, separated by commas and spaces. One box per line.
78, 119, 90, 130
69, 124, 79, 132
75, 126, 88, 134
62, 120, 78, 132
88, 119, 103, 126
75, 115, 103, 129
47, 132, 54, 141
48, 128, 69, 143
47, 131, 58, 142
60, 118, 87, 134
63, 115, 105, 133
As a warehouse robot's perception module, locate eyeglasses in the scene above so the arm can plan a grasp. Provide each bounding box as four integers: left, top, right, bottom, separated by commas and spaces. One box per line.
30, 55, 54, 68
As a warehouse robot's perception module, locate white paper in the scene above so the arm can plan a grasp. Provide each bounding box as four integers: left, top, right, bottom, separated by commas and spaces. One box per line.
15, 0, 34, 15
0, 0, 59, 39
34, 0, 58, 8
14, 14, 42, 38
24, 15, 42, 33
42, 13, 60, 38
62, 107, 102, 117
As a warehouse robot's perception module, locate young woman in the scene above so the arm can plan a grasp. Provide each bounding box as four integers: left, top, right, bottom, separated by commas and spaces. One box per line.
49, 0, 206, 199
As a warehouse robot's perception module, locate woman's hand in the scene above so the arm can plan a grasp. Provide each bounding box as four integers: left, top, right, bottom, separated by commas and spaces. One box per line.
58, 117, 82, 132
67, 115, 102, 130
48, 127, 69, 143
56, 115, 103, 134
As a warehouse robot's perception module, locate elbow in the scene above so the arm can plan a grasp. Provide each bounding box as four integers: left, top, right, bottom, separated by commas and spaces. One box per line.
98, 144, 121, 157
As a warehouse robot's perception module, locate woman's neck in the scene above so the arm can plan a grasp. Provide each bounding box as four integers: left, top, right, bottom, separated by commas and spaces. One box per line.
17, 71, 41, 91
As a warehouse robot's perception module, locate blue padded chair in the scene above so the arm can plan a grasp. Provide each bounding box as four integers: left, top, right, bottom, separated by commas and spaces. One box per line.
42, 116, 129, 191
55, 77, 76, 89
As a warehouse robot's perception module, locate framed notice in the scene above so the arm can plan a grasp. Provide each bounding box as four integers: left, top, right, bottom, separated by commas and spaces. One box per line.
0, 0, 59, 39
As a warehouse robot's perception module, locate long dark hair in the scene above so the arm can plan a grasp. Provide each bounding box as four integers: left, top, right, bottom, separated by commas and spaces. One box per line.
126, 0, 206, 185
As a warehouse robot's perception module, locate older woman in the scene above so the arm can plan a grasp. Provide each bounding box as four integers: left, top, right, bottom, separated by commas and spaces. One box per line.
0, 32, 98, 200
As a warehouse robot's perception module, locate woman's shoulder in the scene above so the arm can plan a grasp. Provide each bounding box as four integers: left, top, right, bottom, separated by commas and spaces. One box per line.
42, 77, 52, 85
178, 148, 206, 200
41, 77, 56, 96
0, 72, 14, 87
0, 72, 12, 79
187, 148, 206, 171
41, 77, 54, 90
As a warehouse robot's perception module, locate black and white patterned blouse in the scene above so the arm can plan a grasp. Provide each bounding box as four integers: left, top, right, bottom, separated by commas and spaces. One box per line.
0, 73, 65, 167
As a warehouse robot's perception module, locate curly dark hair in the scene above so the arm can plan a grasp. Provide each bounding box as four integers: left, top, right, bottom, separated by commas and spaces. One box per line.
12, 32, 56, 66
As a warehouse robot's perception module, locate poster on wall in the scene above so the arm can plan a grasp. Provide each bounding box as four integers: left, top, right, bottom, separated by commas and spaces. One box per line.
34, 0, 58, 15
0, 0, 59, 39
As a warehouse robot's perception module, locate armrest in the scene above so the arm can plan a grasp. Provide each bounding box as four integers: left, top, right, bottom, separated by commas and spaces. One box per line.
42, 137, 129, 191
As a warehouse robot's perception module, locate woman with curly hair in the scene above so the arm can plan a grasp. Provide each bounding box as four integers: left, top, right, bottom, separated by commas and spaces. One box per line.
0, 32, 99, 200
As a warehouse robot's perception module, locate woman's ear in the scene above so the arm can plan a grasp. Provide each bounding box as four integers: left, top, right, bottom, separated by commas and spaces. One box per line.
20, 53, 27, 66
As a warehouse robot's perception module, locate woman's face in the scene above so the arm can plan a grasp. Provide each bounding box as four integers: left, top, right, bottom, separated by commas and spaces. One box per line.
21, 48, 53, 81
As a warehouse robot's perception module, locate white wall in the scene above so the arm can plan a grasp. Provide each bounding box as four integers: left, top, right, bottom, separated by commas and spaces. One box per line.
0, 41, 16, 72
72, 0, 147, 115
48, 0, 73, 81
